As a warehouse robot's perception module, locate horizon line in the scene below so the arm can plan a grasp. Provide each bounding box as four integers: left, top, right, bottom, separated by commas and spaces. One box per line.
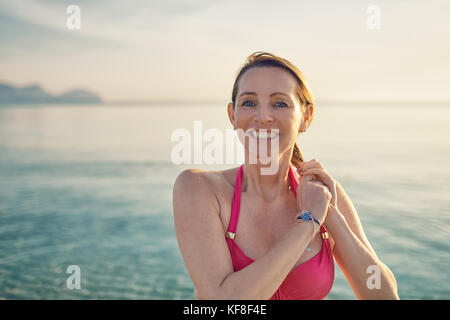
102, 99, 450, 107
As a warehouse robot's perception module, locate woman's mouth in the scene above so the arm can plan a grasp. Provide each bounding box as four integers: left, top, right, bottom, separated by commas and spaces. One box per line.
249, 129, 280, 140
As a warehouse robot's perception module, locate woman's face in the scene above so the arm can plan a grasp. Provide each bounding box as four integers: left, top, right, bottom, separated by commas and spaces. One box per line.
228, 66, 308, 163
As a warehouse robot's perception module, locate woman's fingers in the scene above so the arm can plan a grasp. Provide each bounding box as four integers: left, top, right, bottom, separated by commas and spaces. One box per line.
298, 160, 324, 173
300, 168, 329, 182
297, 160, 337, 208
300, 174, 314, 182
297, 175, 329, 212
300, 168, 337, 206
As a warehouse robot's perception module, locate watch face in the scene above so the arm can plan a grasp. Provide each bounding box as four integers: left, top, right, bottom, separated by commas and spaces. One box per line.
302, 211, 311, 220
296, 210, 311, 220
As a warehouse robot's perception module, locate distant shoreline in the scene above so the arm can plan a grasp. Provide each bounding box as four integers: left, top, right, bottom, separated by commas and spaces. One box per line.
100, 99, 450, 107
0, 82, 102, 105
1, 100, 449, 107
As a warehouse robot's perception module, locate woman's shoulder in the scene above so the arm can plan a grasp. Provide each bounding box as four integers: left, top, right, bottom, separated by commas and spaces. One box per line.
174, 167, 239, 193
173, 167, 240, 220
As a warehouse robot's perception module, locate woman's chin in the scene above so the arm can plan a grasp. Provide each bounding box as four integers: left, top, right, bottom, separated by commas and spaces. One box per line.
247, 154, 279, 165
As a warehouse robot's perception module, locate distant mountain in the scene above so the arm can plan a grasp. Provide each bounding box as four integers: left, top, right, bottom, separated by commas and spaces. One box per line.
0, 82, 102, 105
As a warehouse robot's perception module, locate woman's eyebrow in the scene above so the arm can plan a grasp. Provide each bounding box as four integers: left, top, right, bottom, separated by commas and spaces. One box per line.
270, 92, 290, 98
238, 92, 291, 98
238, 92, 257, 98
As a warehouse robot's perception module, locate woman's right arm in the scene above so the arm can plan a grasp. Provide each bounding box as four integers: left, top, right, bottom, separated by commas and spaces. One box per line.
173, 169, 327, 300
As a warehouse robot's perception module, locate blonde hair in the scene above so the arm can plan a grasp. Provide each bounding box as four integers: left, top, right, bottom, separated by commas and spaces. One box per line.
231, 51, 314, 169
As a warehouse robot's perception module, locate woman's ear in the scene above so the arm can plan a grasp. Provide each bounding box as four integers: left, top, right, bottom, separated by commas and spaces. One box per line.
227, 102, 236, 129
299, 104, 313, 133
304, 103, 314, 122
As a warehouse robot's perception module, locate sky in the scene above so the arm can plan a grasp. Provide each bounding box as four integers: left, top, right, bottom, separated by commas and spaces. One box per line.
0, 0, 449, 103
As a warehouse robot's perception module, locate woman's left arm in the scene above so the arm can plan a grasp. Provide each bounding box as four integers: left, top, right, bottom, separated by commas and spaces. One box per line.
326, 181, 399, 300
298, 160, 399, 300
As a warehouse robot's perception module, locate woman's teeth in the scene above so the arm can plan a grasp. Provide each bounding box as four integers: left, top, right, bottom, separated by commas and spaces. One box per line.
250, 130, 279, 140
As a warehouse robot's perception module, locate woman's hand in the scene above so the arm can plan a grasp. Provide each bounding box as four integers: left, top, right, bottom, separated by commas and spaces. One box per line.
297, 159, 343, 229
297, 159, 337, 209
296, 173, 332, 226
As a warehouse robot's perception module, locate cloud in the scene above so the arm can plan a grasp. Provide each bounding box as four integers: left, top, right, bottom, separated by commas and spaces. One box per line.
0, 0, 449, 101
0, 0, 225, 48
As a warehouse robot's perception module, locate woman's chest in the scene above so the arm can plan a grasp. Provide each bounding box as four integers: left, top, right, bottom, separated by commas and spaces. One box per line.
218, 187, 305, 257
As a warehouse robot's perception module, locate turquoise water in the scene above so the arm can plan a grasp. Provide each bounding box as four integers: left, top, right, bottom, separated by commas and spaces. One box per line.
0, 104, 449, 299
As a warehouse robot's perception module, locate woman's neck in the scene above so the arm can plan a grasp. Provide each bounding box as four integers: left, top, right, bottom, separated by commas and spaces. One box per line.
242, 153, 293, 202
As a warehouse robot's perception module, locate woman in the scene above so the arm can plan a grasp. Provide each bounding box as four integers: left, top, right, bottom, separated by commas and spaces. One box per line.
173, 51, 399, 300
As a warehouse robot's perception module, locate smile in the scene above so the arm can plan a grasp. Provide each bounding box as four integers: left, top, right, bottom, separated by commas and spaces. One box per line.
249, 129, 279, 140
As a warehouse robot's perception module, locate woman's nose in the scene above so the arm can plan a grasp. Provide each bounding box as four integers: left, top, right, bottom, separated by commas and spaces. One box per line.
255, 104, 274, 125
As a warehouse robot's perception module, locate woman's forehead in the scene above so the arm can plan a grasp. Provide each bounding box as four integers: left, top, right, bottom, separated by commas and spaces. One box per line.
237, 66, 297, 97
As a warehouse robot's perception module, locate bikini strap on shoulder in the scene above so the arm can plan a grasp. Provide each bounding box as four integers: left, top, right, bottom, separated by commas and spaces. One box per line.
225, 165, 244, 239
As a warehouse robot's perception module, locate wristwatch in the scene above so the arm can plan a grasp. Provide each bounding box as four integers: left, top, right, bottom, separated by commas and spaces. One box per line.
296, 210, 320, 226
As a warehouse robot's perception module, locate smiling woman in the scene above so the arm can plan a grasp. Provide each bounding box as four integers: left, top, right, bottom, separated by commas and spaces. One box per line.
173, 51, 399, 300
230, 52, 315, 170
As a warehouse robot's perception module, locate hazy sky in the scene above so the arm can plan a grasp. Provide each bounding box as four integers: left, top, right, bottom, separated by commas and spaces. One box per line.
1, 0, 449, 103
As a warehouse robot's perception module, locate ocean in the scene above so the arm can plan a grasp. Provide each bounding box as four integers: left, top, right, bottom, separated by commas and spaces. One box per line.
0, 103, 449, 299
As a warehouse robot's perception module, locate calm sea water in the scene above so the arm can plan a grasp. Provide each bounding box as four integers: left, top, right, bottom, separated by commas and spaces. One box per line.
0, 103, 449, 299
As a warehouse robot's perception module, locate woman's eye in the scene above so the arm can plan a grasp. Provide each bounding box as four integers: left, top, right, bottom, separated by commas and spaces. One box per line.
242, 100, 255, 107
274, 101, 288, 108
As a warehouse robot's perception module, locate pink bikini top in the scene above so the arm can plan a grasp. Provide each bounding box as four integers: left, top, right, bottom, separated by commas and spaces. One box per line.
225, 164, 335, 300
